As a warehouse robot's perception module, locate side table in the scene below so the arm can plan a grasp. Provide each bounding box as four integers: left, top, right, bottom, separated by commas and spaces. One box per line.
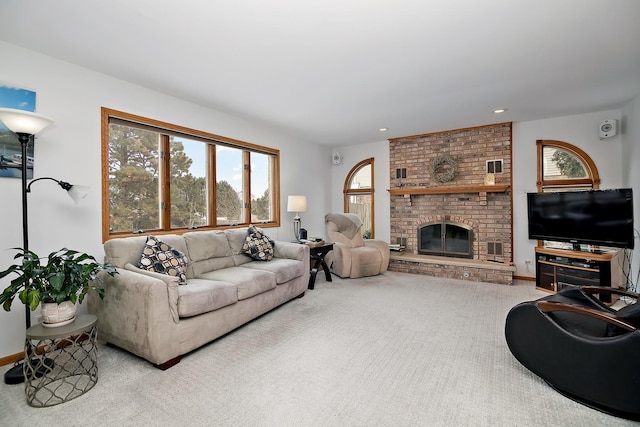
24, 313, 98, 407
307, 242, 334, 290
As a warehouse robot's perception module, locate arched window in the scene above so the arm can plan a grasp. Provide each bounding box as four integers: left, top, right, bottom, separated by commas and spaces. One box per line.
536, 140, 600, 192
343, 158, 375, 238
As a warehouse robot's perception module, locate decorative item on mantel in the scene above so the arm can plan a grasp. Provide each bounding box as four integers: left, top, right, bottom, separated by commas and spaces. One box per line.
485, 173, 495, 185
430, 155, 458, 183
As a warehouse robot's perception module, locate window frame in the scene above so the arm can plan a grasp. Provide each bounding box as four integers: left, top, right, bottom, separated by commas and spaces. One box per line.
101, 107, 280, 241
343, 157, 375, 238
536, 139, 600, 192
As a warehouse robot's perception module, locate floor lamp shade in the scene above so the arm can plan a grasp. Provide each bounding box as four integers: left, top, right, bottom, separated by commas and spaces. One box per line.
0, 108, 54, 135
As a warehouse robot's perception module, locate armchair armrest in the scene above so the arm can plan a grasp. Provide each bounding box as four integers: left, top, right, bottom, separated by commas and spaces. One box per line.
363, 239, 390, 272
326, 242, 352, 278
581, 286, 640, 302
537, 301, 636, 332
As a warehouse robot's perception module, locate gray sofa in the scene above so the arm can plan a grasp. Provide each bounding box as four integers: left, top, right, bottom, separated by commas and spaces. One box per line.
88, 228, 309, 369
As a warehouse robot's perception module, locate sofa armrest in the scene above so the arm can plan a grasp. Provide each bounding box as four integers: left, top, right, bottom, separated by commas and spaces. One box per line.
124, 263, 180, 323
88, 267, 181, 360
273, 241, 309, 261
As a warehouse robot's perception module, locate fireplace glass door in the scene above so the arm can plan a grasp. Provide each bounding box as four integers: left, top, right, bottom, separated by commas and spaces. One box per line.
418, 222, 473, 258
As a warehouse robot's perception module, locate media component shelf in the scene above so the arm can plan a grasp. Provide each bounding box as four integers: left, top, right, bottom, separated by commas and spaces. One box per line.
534, 246, 623, 304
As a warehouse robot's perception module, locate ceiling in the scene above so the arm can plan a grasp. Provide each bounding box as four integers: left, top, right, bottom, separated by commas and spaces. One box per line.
1, 0, 639, 146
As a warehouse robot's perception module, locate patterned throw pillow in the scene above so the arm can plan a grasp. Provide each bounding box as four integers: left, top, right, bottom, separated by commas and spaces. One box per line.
241, 226, 275, 261
138, 236, 189, 285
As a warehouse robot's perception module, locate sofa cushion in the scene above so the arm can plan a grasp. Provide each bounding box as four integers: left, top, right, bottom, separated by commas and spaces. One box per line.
105, 234, 187, 268
138, 236, 189, 285
177, 279, 238, 317
225, 228, 255, 266
240, 258, 306, 284
241, 226, 275, 261
197, 267, 276, 300
184, 230, 235, 277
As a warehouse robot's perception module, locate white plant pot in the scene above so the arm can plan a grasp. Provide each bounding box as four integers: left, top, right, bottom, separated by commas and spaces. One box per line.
40, 300, 77, 327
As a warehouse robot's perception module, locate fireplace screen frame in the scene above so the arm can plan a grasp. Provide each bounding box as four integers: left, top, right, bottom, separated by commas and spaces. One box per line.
417, 221, 474, 259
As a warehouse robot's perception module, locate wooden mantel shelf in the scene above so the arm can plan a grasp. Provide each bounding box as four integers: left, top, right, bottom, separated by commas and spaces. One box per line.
387, 184, 510, 196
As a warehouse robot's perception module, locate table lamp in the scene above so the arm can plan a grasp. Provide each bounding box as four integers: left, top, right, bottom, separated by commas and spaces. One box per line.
287, 195, 307, 241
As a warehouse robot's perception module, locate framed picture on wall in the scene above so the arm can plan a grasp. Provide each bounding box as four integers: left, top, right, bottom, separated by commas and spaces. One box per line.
0, 84, 37, 179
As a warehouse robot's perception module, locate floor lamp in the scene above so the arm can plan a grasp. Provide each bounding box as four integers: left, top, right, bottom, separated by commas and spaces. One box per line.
0, 108, 88, 384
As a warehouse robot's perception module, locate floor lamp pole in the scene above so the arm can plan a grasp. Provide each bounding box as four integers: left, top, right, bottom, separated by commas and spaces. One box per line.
3, 133, 35, 385
19, 133, 31, 329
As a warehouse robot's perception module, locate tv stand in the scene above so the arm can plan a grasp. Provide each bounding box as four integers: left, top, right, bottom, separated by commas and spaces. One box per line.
534, 246, 623, 304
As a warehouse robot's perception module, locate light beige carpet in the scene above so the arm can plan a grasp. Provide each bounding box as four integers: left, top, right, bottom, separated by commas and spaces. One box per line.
1, 272, 637, 426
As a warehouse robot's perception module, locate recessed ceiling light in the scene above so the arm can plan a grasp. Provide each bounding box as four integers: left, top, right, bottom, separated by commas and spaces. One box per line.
493, 108, 507, 114
379, 127, 388, 132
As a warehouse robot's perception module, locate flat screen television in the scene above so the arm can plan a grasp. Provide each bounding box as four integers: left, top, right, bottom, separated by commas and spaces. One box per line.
527, 188, 634, 250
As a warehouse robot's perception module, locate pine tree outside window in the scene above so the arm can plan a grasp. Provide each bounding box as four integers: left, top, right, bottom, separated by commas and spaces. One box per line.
102, 108, 280, 241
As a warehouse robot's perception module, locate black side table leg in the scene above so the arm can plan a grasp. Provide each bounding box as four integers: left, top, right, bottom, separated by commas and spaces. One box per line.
321, 260, 332, 282
308, 267, 318, 290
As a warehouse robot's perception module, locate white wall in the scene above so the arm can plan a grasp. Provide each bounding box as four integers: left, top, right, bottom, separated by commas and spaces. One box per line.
621, 95, 640, 290
512, 109, 625, 278
328, 141, 390, 242
0, 41, 330, 358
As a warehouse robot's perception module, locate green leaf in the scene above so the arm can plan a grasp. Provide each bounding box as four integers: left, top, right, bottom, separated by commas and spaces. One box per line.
49, 273, 65, 291
28, 290, 40, 311
2, 297, 14, 312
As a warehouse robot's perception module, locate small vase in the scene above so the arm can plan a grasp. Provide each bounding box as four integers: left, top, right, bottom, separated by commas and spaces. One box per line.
40, 300, 77, 327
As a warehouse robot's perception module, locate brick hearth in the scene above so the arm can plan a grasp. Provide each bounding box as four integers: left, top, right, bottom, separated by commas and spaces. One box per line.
387, 122, 515, 285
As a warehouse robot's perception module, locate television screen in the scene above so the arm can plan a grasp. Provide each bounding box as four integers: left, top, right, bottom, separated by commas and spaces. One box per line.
527, 188, 634, 249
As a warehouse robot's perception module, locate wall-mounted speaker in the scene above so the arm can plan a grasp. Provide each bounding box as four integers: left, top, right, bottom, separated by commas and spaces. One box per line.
332, 152, 343, 165
599, 119, 617, 139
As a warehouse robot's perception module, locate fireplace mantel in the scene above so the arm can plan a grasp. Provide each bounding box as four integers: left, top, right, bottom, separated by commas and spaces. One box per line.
387, 184, 510, 196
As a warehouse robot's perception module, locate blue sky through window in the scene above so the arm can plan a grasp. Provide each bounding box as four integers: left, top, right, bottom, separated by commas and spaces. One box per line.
178, 138, 268, 198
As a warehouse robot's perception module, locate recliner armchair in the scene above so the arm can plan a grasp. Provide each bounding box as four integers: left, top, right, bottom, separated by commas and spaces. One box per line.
505, 286, 640, 420
324, 213, 389, 278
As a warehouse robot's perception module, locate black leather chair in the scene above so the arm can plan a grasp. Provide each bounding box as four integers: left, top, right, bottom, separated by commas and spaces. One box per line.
505, 286, 640, 420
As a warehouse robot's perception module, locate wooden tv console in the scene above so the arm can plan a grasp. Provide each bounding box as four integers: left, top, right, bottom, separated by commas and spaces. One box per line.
534, 246, 623, 303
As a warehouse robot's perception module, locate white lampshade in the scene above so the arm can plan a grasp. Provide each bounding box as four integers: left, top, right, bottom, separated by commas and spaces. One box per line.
67, 184, 90, 205
0, 107, 54, 135
287, 195, 307, 213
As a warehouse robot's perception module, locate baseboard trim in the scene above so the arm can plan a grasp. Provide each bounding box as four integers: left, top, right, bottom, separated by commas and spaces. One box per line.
0, 352, 24, 367
514, 275, 536, 282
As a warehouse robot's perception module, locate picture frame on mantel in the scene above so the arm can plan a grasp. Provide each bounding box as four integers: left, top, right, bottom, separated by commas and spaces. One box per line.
0, 84, 37, 179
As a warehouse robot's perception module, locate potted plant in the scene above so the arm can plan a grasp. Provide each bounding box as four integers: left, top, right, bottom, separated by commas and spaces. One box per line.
0, 247, 117, 326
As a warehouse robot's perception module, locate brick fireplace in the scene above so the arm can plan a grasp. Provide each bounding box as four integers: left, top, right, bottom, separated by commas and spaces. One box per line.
387, 122, 515, 285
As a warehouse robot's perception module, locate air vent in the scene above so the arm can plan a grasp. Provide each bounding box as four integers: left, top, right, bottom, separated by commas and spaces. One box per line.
487, 241, 503, 256
486, 159, 503, 174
